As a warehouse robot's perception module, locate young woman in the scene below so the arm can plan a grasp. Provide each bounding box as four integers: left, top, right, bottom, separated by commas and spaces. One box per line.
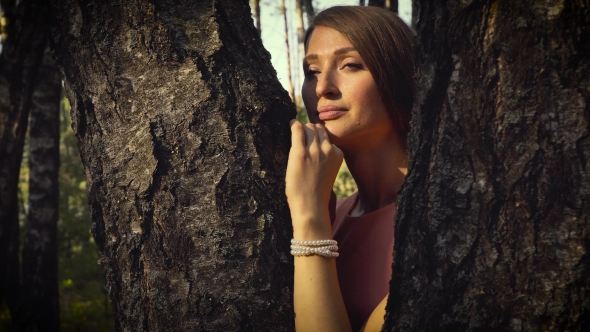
285, 6, 414, 332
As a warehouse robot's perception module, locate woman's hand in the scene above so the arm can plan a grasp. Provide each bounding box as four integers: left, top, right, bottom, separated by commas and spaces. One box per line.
286, 120, 343, 239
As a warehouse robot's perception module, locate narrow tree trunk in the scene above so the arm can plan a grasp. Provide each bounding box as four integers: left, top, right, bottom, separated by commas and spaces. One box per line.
19, 43, 61, 332
295, 0, 306, 111
303, 0, 315, 26
385, 0, 590, 330
368, 0, 398, 12
391, 0, 398, 13
0, 0, 47, 315
47, 0, 295, 330
253, 0, 261, 35
282, 0, 296, 103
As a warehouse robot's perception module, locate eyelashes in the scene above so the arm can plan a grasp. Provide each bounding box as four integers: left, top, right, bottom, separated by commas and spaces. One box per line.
303, 61, 365, 78
343, 63, 363, 71
304, 69, 319, 77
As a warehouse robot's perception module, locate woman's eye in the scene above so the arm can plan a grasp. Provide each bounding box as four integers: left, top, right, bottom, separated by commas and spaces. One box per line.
343, 63, 363, 70
304, 69, 319, 77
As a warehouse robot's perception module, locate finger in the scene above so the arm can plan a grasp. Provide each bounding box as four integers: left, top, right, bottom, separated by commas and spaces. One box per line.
316, 124, 331, 148
290, 120, 305, 150
304, 123, 319, 150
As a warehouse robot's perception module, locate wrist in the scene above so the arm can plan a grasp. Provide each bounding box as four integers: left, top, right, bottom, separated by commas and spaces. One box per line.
291, 213, 333, 241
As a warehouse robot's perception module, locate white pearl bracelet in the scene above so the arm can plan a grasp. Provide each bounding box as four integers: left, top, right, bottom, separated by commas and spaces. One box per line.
290, 239, 339, 258
291, 239, 337, 246
290, 244, 338, 252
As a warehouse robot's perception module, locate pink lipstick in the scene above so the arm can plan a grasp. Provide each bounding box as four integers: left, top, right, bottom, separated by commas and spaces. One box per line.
317, 105, 347, 121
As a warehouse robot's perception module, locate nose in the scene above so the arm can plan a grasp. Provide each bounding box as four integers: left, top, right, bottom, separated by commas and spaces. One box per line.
315, 69, 339, 98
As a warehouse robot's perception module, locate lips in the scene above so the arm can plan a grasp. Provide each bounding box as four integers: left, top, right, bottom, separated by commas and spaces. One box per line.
317, 105, 347, 121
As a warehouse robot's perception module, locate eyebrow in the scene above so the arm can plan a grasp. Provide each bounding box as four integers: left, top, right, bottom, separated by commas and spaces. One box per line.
303, 47, 358, 63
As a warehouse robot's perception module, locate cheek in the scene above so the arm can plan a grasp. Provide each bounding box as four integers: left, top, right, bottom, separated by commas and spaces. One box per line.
301, 83, 319, 121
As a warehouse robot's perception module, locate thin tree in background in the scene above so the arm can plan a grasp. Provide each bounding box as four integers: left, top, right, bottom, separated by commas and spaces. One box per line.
368, 0, 398, 13
303, 0, 315, 27
253, 0, 261, 35
19, 44, 62, 331
0, 0, 47, 321
282, 0, 296, 104
295, 0, 306, 111
360, 0, 366, 6
384, 0, 589, 330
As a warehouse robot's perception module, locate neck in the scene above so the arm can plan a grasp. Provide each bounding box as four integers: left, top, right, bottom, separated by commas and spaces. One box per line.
342, 134, 407, 216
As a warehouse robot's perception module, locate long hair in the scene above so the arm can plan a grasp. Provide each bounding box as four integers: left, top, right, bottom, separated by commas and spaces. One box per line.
305, 6, 414, 148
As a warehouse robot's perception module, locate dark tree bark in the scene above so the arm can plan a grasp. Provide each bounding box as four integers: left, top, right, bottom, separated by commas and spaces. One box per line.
19, 44, 61, 332
385, 0, 589, 331
47, 0, 295, 330
0, 0, 47, 317
368, 0, 399, 13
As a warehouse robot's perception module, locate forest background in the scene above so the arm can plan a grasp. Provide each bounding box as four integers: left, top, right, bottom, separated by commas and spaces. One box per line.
0, 0, 410, 330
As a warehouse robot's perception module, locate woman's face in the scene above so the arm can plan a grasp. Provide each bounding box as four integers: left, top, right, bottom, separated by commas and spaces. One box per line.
301, 26, 395, 148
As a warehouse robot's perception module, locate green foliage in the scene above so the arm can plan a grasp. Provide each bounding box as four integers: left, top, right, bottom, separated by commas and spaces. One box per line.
296, 102, 309, 124
1, 94, 114, 330
334, 162, 357, 199
58, 96, 114, 331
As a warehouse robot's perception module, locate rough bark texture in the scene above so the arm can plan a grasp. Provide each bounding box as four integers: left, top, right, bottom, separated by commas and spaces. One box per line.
19, 44, 61, 332
385, 0, 590, 331
0, 0, 47, 315
47, 0, 295, 330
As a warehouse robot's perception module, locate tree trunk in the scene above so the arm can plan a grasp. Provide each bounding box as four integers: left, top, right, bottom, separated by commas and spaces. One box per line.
253, 0, 261, 35
385, 0, 590, 331
368, 0, 399, 13
46, 0, 295, 330
282, 0, 296, 104
0, 0, 47, 316
303, 0, 315, 25
295, 0, 308, 114
19, 44, 61, 332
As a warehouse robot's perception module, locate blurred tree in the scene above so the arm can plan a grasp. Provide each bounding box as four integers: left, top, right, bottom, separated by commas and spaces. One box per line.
253, 0, 261, 34
385, 0, 589, 330
0, 0, 47, 325
295, 0, 306, 71
368, 0, 398, 13
282, 0, 296, 107
303, 0, 315, 23
18, 43, 61, 331
47, 0, 295, 330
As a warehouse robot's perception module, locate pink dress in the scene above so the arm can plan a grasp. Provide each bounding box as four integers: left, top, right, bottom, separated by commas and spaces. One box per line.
332, 192, 397, 331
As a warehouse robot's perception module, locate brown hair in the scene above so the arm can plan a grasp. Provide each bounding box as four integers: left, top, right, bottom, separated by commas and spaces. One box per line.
305, 6, 414, 148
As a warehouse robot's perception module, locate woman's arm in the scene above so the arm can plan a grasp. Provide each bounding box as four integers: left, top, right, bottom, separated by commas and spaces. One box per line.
286, 120, 352, 332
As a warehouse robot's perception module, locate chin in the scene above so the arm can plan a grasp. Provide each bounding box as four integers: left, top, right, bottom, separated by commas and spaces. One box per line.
323, 126, 346, 146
